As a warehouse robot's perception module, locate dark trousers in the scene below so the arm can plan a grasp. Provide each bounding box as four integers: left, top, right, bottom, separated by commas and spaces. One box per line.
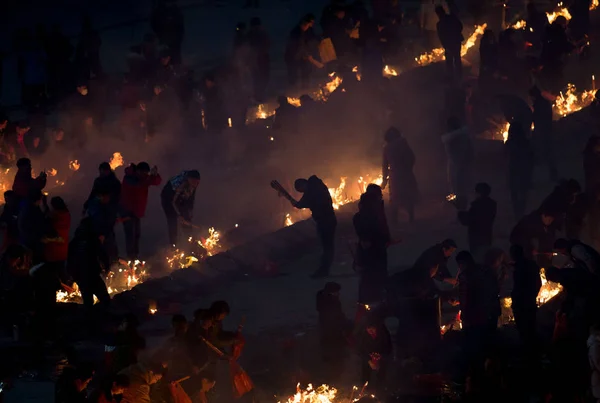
78, 274, 110, 311
444, 45, 462, 79
161, 195, 179, 247
287, 60, 311, 89
316, 219, 336, 274
123, 216, 141, 260
510, 187, 529, 219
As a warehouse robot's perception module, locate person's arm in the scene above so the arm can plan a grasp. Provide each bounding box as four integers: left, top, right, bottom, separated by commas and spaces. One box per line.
294, 193, 309, 209
171, 183, 184, 217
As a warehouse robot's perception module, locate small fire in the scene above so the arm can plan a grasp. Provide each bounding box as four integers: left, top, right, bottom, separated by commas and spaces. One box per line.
228, 117, 232, 127
328, 177, 352, 210
415, 24, 487, 66
592, 0, 598, 10
47, 168, 58, 176
314, 73, 343, 101
166, 228, 222, 269
511, 19, 527, 29
69, 160, 80, 171
499, 122, 510, 143
383, 65, 398, 77
284, 213, 293, 227
286, 97, 301, 107
446, 193, 457, 201
352, 65, 362, 81
552, 84, 597, 118
537, 268, 563, 306
109, 152, 124, 170
279, 384, 337, 403
546, 5, 572, 23
440, 310, 462, 335
256, 104, 275, 120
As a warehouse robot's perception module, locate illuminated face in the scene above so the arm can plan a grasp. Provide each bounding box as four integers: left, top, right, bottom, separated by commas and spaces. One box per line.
77, 85, 89, 96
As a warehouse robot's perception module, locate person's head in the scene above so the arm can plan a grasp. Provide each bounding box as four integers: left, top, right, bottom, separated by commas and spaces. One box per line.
553, 238, 571, 256
554, 15, 567, 29
153, 82, 164, 96
172, 314, 188, 335
110, 373, 130, 396
510, 244, 526, 262
481, 29, 496, 45
441, 239, 457, 258
208, 300, 230, 321
540, 210, 555, 227
28, 188, 43, 206
475, 182, 491, 198
250, 17, 262, 28
16, 157, 32, 170
323, 281, 341, 297
76, 84, 89, 96
98, 162, 112, 177
446, 116, 461, 132
185, 170, 201, 188
3, 190, 16, 205
366, 184, 383, 202
455, 250, 474, 270
200, 373, 217, 392
435, 5, 446, 18
384, 126, 401, 143
299, 19, 311, 31
16, 121, 31, 136
304, 13, 315, 27
50, 196, 68, 212
136, 162, 151, 178
294, 178, 309, 193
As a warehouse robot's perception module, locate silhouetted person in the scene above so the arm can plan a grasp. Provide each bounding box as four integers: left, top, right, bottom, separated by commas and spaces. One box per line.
144, 80, 180, 141
435, 5, 463, 80
273, 95, 299, 132
84, 162, 121, 212
530, 86, 557, 182
510, 244, 541, 354
322, 6, 351, 59
354, 187, 390, 305
505, 123, 534, 219
538, 179, 581, 233
358, 315, 392, 390
458, 182, 497, 256
63, 80, 94, 148
316, 282, 350, 367
525, 2, 548, 50
412, 239, 458, 285
441, 116, 473, 210
161, 170, 201, 247
540, 16, 574, 92
285, 16, 323, 90
151, 0, 185, 64
478, 29, 498, 88
12, 157, 47, 203
510, 209, 557, 263
248, 17, 270, 102
381, 127, 418, 224
18, 188, 52, 263
201, 73, 227, 135
289, 175, 337, 278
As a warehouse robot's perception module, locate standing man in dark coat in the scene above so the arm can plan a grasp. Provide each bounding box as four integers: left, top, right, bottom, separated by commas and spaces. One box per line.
288, 175, 337, 278
353, 188, 391, 306
505, 123, 534, 219
12, 157, 47, 203
151, 0, 185, 65
284, 16, 323, 90
458, 182, 497, 257
435, 5, 463, 80
510, 244, 541, 354
247, 17, 270, 102
530, 86, 557, 182
381, 127, 418, 224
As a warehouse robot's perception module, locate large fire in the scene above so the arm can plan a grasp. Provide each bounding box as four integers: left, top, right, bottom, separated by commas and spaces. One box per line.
415, 24, 487, 66
552, 84, 597, 118
546, 5, 572, 24
279, 384, 337, 403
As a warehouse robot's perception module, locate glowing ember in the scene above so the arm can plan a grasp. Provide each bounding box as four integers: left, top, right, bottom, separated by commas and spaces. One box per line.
47, 168, 58, 176
383, 65, 398, 77
352, 65, 362, 81
546, 5, 572, 23
69, 160, 80, 171
415, 24, 486, 66
446, 193, 457, 201
279, 384, 337, 403
592, 0, 598, 10
166, 249, 199, 270
552, 84, 597, 118
284, 213, 293, 227
537, 268, 562, 306
499, 122, 510, 143
228, 117, 232, 127
286, 97, 302, 107
109, 152, 124, 170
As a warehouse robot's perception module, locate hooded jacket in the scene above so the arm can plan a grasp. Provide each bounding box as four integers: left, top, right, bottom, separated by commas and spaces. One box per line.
120, 166, 162, 218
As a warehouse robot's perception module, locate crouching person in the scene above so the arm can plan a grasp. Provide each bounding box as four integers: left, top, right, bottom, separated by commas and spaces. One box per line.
118, 362, 164, 403
358, 314, 392, 393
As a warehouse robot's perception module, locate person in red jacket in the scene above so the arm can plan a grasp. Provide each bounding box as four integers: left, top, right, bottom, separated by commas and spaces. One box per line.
11, 157, 47, 203
120, 162, 162, 260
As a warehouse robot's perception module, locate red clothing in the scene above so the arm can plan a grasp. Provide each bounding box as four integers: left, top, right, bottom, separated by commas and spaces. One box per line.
120, 167, 162, 218
44, 210, 71, 262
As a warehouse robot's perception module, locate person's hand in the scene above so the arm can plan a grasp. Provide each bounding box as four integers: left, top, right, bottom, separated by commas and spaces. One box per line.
39, 171, 47, 179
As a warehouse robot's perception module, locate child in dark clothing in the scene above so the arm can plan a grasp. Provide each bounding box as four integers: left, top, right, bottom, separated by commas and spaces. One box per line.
358, 315, 392, 390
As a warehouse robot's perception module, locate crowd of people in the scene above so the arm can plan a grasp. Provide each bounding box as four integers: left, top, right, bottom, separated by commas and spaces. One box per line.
0, 0, 600, 401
